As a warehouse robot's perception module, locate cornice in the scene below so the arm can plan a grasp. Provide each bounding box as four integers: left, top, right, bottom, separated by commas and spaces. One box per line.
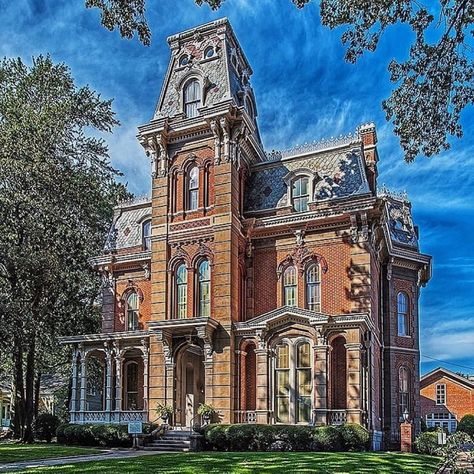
91, 251, 151, 268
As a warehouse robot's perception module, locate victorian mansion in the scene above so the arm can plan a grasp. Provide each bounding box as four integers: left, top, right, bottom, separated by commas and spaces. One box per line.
61, 18, 432, 449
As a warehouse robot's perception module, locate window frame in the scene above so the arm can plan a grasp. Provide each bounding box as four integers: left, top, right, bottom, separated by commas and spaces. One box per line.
305, 263, 321, 312
436, 383, 446, 405
292, 176, 310, 212
399, 366, 410, 419
183, 79, 201, 118
197, 259, 211, 317
175, 263, 188, 319
142, 219, 152, 251
126, 292, 139, 331
125, 361, 139, 411
397, 292, 409, 336
283, 265, 297, 307
187, 165, 199, 211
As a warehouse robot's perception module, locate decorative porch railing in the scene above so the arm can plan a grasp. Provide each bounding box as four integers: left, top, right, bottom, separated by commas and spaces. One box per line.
236, 411, 257, 424
328, 410, 347, 425
70, 411, 148, 424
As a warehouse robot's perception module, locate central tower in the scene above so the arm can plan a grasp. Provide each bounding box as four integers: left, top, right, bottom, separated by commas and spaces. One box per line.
138, 18, 262, 423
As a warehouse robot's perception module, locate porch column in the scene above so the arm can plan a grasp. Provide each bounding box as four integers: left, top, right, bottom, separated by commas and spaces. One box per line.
105, 349, 113, 414
114, 352, 123, 412
79, 351, 87, 421
70, 350, 79, 416
346, 342, 363, 424
142, 345, 149, 416
255, 348, 269, 424
313, 341, 329, 425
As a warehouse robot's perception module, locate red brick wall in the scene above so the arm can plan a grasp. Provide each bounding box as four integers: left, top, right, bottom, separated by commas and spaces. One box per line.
421, 375, 474, 421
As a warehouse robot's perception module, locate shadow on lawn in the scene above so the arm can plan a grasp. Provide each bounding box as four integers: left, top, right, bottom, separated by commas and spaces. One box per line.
21, 452, 441, 474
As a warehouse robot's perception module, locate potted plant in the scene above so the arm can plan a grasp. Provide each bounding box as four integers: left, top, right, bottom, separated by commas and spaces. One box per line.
155, 404, 173, 423
197, 403, 215, 424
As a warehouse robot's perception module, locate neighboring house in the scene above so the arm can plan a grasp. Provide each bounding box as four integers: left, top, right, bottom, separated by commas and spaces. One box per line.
0, 383, 12, 429
59, 18, 432, 450
420, 367, 474, 433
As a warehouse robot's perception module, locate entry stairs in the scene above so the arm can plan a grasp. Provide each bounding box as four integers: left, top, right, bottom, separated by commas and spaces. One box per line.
143, 427, 192, 452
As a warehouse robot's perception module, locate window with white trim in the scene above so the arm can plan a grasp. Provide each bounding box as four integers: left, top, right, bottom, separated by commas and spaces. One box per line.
142, 219, 151, 250
126, 292, 139, 331
187, 166, 199, 211
184, 79, 201, 118
426, 413, 457, 433
305, 263, 321, 311
436, 384, 446, 405
292, 177, 309, 212
397, 292, 409, 336
176, 263, 187, 319
198, 260, 211, 317
399, 366, 410, 417
283, 266, 297, 307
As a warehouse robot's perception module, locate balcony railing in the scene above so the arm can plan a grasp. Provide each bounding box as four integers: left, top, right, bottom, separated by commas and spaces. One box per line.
236, 411, 257, 424
328, 410, 347, 425
70, 411, 148, 424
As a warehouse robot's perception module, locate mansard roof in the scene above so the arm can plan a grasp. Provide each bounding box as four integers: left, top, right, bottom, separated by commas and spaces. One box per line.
245, 136, 371, 213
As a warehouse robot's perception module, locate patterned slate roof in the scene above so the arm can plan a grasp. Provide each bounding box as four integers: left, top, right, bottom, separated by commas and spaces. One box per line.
244, 147, 371, 212
104, 198, 152, 251
383, 196, 418, 249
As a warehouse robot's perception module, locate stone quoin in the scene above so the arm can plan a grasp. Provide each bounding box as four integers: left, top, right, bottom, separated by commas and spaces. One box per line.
60, 18, 432, 450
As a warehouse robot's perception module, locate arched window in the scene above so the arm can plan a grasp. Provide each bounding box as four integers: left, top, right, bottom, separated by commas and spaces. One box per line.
179, 55, 189, 66
305, 263, 321, 311
292, 177, 309, 212
399, 366, 410, 417
198, 260, 210, 317
275, 344, 290, 423
126, 292, 139, 331
125, 362, 139, 410
142, 219, 151, 250
184, 79, 201, 118
283, 266, 297, 306
204, 46, 215, 58
187, 166, 199, 211
296, 342, 312, 423
176, 263, 187, 319
397, 292, 409, 336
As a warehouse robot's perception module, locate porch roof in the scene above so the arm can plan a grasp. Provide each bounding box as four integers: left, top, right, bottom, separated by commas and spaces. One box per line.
58, 330, 150, 345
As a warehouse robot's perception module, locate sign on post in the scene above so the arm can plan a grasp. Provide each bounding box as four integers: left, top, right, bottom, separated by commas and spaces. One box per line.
128, 421, 143, 449
438, 432, 447, 445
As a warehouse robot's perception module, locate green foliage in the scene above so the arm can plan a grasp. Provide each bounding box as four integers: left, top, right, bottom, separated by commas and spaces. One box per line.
414, 431, 442, 455
442, 431, 473, 472
57, 423, 132, 447
33, 413, 61, 443
203, 423, 365, 452
312, 426, 342, 452
457, 414, 474, 437
197, 403, 216, 416
337, 423, 370, 452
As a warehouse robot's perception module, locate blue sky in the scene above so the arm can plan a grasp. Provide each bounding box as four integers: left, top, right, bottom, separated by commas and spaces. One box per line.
1, 0, 473, 375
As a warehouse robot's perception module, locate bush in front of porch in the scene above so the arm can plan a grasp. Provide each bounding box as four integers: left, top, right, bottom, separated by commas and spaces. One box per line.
202, 423, 369, 452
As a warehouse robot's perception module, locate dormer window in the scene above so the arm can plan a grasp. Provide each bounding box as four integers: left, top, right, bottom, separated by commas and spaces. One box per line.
142, 219, 151, 250
184, 79, 201, 118
292, 177, 309, 212
179, 55, 189, 66
204, 46, 215, 58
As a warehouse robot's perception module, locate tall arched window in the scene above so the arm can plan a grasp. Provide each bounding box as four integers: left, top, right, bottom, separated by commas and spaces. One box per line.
275, 344, 290, 423
283, 266, 297, 306
399, 366, 410, 417
292, 177, 309, 212
184, 79, 201, 118
142, 219, 151, 250
305, 263, 321, 311
198, 260, 210, 317
125, 362, 139, 410
187, 166, 199, 211
127, 292, 139, 331
397, 292, 409, 336
176, 264, 187, 319
296, 342, 312, 423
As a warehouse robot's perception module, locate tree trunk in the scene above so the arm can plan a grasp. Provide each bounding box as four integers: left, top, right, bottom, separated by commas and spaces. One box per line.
22, 337, 35, 443
12, 338, 25, 439
34, 371, 41, 418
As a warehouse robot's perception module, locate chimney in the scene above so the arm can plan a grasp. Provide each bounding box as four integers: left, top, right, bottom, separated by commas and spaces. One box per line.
358, 122, 378, 193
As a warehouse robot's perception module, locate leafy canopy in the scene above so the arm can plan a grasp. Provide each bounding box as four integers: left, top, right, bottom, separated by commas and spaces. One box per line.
85, 0, 474, 163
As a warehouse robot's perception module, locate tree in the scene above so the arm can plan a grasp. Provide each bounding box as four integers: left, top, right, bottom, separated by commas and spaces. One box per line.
0, 55, 129, 442
85, 0, 474, 163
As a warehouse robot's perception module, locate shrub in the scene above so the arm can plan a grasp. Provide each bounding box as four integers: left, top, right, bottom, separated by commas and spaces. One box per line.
457, 414, 474, 438
33, 413, 60, 443
226, 424, 257, 451
252, 425, 278, 451
414, 431, 441, 455
57, 423, 132, 447
278, 426, 313, 451
312, 426, 342, 452
337, 423, 370, 451
203, 424, 231, 451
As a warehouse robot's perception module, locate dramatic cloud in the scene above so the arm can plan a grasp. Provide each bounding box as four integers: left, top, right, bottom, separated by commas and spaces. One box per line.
1, 0, 472, 373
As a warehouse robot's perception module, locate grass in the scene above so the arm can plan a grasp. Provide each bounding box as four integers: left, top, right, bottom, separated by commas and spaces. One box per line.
14, 451, 441, 473
0, 442, 102, 464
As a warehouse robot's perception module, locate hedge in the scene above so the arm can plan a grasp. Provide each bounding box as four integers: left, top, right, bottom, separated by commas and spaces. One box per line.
414, 431, 441, 455
33, 413, 61, 443
203, 423, 369, 452
457, 414, 474, 438
56, 422, 157, 448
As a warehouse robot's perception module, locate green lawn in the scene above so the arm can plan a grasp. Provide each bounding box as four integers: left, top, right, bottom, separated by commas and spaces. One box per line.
0, 443, 102, 463
16, 451, 441, 473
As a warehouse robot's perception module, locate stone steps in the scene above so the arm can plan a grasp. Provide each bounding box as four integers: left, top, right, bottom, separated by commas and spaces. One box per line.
143, 429, 192, 452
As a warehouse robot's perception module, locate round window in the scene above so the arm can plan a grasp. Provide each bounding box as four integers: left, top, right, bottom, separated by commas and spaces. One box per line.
179, 55, 189, 66
204, 47, 215, 59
